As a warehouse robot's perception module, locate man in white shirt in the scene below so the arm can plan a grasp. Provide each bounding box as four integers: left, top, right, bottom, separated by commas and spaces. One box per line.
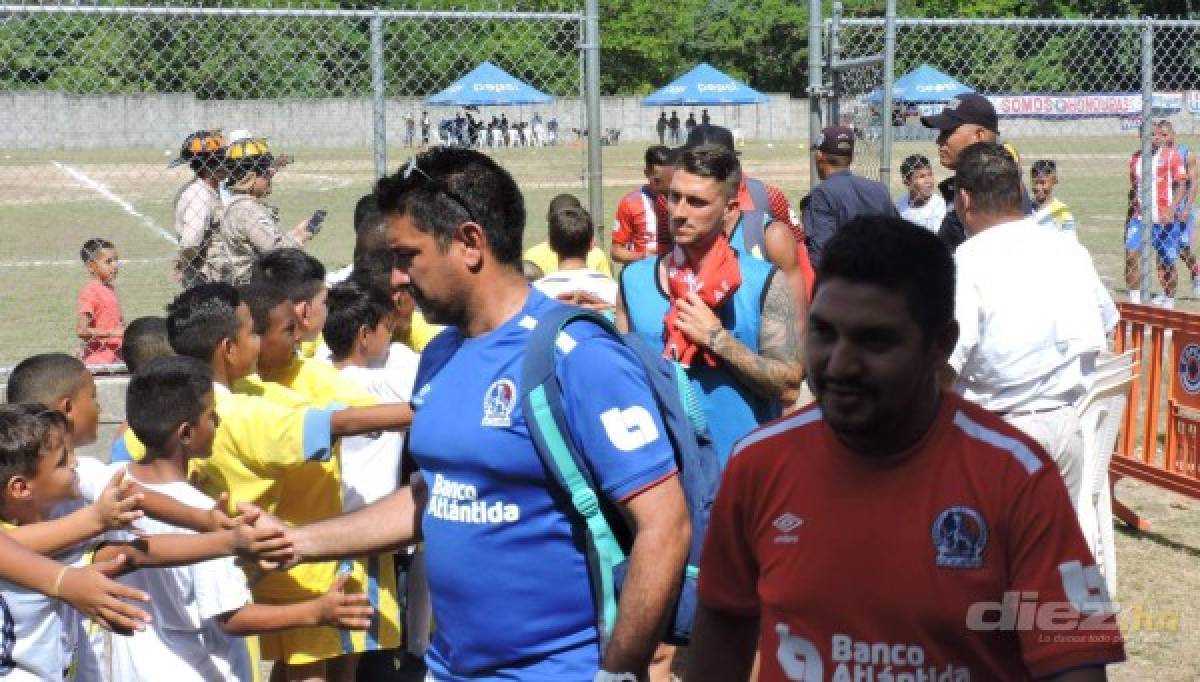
895, 153, 947, 232
948, 142, 1115, 504
533, 206, 618, 309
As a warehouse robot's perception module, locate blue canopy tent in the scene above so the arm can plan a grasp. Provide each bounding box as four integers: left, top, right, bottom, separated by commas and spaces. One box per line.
866, 64, 973, 104
866, 64, 974, 140
642, 63, 769, 142
642, 63, 768, 106
425, 61, 553, 106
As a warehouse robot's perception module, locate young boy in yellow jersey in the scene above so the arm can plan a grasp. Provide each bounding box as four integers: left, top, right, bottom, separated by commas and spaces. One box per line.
162, 282, 411, 682
253, 248, 329, 360
1031, 159, 1078, 236
237, 281, 403, 680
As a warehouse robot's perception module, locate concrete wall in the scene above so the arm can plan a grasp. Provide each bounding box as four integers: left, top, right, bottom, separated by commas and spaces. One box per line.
1, 91, 811, 149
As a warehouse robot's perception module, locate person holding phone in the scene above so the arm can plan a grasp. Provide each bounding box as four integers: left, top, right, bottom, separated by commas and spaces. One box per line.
203, 138, 322, 285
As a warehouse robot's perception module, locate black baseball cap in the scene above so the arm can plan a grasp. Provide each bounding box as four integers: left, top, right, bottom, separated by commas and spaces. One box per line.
815, 125, 855, 156
683, 123, 737, 152
920, 93, 998, 133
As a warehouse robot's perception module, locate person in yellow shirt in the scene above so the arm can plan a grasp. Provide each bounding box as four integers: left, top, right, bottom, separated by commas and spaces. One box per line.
162, 282, 412, 682
1030, 159, 1078, 236
253, 248, 329, 359
522, 193, 612, 277
235, 281, 403, 678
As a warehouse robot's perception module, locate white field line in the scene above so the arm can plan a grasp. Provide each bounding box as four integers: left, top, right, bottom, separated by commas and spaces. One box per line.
51, 161, 178, 245
0, 257, 173, 268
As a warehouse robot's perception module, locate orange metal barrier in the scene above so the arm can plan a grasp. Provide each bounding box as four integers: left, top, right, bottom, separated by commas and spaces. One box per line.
1111, 303, 1200, 529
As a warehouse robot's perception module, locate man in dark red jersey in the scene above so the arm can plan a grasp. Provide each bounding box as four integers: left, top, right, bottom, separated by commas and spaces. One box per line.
687, 215, 1124, 682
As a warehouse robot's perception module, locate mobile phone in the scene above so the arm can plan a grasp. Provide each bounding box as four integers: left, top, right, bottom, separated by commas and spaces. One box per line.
306, 209, 328, 236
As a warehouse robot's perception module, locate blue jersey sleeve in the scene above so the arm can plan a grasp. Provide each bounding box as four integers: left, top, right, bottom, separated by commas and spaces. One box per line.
554, 321, 677, 502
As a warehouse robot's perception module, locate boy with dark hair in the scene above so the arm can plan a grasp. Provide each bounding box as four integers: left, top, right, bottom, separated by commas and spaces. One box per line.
103, 356, 373, 681
122, 316, 173, 374
111, 315, 175, 462
77, 237, 125, 365
7, 353, 101, 447
0, 403, 290, 679
252, 247, 328, 357
324, 281, 395, 367
534, 206, 617, 308
895, 153, 947, 233
1030, 159, 1078, 235
165, 283, 409, 680
522, 192, 613, 277
611, 145, 676, 263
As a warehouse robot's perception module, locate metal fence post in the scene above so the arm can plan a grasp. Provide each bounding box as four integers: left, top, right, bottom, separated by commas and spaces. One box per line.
879, 0, 896, 188
830, 3, 843, 127
808, 0, 824, 189
1140, 18, 1154, 299
370, 11, 387, 179
583, 0, 604, 240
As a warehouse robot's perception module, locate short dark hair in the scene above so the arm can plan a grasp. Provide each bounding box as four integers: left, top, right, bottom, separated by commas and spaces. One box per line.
354, 211, 390, 262
900, 154, 932, 181
816, 215, 955, 338
166, 283, 242, 362
323, 281, 394, 361
252, 248, 327, 303
122, 317, 173, 374
126, 356, 213, 451
676, 144, 742, 200
7, 354, 88, 406
353, 192, 382, 233
955, 142, 1023, 215
375, 147, 525, 269
644, 145, 675, 168
80, 238, 115, 264
547, 207, 594, 261
1031, 159, 1057, 178
0, 404, 68, 492
546, 193, 583, 223
237, 281, 291, 335
349, 249, 395, 299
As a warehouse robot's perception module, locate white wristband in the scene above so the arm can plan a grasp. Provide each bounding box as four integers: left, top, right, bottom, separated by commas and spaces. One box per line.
593, 671, 638, 682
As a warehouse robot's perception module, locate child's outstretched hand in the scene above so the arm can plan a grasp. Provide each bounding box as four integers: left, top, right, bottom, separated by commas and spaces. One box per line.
62, 555, 152, 634
207, 492, 237, 531
230, 513, 293, 566
91, 468, 144, 532
317, 574, 373, 631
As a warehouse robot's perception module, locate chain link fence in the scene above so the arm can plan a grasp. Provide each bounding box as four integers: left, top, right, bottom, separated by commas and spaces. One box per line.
0, 3, 585, 369
831, 18, 1200, 306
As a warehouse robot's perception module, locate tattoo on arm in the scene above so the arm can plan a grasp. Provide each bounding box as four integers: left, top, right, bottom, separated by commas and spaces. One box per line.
711, 270, 804, 402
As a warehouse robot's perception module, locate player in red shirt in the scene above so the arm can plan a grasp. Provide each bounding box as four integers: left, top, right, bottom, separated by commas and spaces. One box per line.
688, 216, 1124, 682
610, 145, 674, 264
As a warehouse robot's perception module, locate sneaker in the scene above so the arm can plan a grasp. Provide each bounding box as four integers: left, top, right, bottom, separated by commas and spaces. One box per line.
1151, 294, 1168, 306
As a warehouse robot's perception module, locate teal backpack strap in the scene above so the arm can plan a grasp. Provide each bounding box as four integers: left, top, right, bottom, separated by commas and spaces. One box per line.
519, 305, 628, 644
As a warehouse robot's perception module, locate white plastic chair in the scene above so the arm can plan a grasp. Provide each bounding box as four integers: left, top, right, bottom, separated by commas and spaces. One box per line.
1073, 357, 1137, 598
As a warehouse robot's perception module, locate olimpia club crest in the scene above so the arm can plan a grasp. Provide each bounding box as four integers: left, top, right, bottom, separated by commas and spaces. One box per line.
1179, 343, 1200, 394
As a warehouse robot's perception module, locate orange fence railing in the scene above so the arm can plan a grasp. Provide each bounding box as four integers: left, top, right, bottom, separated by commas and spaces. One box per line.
1111, 303, 1200, 528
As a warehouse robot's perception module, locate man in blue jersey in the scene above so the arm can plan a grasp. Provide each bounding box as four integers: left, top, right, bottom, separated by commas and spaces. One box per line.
616, 144, 805, 464
243, 147, 691, 682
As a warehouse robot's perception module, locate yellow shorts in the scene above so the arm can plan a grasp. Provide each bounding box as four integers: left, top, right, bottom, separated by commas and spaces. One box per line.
258, 555, 402, 666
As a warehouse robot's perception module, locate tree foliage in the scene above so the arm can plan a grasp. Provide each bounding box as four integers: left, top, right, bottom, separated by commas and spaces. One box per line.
0, 0, 1195, 99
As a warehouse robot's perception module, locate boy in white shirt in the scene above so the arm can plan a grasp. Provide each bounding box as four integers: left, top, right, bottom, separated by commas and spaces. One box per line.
895, 153, 947, 233
100, 356, 373, 681
533, 206, 618, 309
323, 280, 429, 672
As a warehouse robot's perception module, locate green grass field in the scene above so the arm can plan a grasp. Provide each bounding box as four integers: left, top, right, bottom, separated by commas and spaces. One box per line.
3, 135, 1200, 678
